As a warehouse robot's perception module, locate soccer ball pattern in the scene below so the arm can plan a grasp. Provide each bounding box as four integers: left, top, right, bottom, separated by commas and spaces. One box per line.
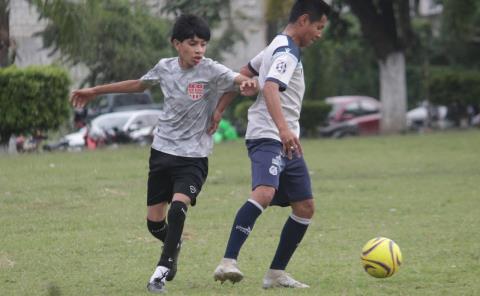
361, 237, 402, 278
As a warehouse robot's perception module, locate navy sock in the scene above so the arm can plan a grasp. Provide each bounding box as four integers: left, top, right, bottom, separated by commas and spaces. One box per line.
270, 215, 310, 270
158, 201, 187, 268
224, 200, 263, 259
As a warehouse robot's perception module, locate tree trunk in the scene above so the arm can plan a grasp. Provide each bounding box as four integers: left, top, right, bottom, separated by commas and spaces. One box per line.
379, 51, 407, 133
0, 0, 9, 67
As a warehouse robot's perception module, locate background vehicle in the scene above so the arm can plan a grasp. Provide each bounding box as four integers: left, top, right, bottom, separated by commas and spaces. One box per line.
85, 91, 161, 120
87, 110, 162, 146
45, 110, 162, 151
319, 96, 381, 138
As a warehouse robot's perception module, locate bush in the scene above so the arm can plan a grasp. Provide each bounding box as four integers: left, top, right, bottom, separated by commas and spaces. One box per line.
0, 66, 71, 143
233, 99, 331, 138
300, 100, 331, 137
428, 67, 480, 106
233, 99, 254, 133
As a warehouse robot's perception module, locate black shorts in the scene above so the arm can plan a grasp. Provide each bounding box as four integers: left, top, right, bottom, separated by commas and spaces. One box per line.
147, 148, 208, 206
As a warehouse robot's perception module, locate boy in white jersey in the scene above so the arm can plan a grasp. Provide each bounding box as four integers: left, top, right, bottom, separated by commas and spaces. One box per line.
70, 14, 255, 294
213, 0, 330, 289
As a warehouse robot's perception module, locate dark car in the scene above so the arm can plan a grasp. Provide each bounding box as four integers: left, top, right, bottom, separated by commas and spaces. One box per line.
319, 96, 381, 138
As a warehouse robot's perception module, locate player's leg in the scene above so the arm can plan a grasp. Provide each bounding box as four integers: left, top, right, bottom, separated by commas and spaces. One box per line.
156, 194, 190, 281
149, 154, 208, 293
146, 149, 175, 293
147, 203, 169, 242
214, 139, 282, 284
263, 156, 313, 289
214, 186, 272, 283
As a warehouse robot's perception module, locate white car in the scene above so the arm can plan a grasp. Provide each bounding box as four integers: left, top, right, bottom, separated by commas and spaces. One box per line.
406, 104, 448, 130
88, 110, 162, 143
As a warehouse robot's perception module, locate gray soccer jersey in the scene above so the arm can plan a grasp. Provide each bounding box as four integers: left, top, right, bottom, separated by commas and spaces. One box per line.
245, 34, 305, 141
141, 57, 237, 157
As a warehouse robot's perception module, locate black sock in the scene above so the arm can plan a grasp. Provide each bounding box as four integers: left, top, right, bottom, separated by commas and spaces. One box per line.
270, 215, 310, 270
147, 219, 168, 242
158, 201, 187, 268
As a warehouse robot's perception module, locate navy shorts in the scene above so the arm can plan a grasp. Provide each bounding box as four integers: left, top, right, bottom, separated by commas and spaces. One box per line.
246, 138, 313, 207
147, 148, 208, 206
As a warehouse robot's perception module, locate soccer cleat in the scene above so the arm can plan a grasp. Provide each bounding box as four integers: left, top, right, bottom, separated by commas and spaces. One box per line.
213, 258, 244, 284
262, 269, 309, 289
147, 265, 169, 294
166, 239, 182, 281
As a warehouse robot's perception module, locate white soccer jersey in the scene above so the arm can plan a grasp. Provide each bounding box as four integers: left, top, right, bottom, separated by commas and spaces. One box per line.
245, 34, 305, 141
141, 57, 237, 157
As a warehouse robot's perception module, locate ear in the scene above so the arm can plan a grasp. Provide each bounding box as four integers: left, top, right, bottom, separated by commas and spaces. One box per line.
172, 39, 181, 50
298, 14, 310, 26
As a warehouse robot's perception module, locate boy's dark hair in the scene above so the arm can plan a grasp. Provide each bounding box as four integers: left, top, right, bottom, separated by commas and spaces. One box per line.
171, 14, 211, 42
289, 0, 331, 23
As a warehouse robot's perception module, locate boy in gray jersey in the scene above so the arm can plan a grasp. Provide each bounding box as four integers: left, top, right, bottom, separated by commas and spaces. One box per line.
71, 14, 255, 294
213, 0, 330, 289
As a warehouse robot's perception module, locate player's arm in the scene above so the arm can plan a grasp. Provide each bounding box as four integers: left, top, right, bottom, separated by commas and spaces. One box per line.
70, 80, 149, 108
263, 81, 302, 158
208, 73, 258, 135
207, 91, 237, 135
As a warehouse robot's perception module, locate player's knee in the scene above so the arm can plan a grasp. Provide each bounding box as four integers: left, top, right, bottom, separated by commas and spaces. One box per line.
147, 219, 168, 242
292, 199, 315, 219
252, 186, 275, 207
168, 200, 188, 225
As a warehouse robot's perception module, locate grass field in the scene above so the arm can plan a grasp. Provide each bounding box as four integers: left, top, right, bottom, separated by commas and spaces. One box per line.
1, 131, 479, 295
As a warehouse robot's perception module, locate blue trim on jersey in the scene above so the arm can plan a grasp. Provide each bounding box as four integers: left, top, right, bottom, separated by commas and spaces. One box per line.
266, 77, 287, 92
273, 35, 301, 60
248, 62, 259, 76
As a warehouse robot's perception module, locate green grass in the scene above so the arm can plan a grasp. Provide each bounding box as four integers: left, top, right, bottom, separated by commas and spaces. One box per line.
1, 131, 480, 295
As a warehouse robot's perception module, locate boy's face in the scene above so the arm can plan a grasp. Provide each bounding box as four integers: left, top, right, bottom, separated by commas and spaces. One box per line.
173, 36, 208, 69
299, 15, 328, 48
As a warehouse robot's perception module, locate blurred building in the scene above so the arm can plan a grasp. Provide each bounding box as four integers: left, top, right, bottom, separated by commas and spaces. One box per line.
9, 0, 88, 87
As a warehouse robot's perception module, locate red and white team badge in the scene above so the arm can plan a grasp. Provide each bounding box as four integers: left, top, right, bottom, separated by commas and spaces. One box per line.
187, 82, 205, 100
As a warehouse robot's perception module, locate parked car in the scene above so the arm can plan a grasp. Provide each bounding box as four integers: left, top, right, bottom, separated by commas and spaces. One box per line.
325, 96, 381, 124
319, 96, 381, 138
319, 113, 381, 138
406, 103, 448, 130
85, 91, 161, 120
43, 127, 87, 151
87, 110, 162, 146
44, 109, 162, 151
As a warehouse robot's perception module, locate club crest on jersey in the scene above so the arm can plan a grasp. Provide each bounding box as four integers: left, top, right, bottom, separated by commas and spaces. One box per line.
275, 61, 287, 74
187, 82, 205, 100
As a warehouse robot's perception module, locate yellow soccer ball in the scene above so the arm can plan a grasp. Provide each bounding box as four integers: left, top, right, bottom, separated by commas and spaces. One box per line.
361, 237, 403, 278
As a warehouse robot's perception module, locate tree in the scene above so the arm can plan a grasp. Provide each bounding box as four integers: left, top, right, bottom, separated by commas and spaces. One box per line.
0, 0, 10, 67
344, 0, 415, 133
161, 0, 246, 61
30, 0, 172, 86
439, 0, 480, 68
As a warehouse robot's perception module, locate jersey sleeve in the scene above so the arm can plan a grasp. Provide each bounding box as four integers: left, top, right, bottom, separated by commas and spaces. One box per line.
140, 59, 165, 86
211, 61, 238, 93
265, 49, 299, 92
247, 50, 264, 76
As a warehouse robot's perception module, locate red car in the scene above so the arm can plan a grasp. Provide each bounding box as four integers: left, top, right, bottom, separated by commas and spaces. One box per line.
320, 96, 381, 138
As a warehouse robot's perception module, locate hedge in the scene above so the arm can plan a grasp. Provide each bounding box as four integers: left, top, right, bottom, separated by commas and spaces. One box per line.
233, 98, 331, 138
0, 66, 71, 143
428, 67, 480, 106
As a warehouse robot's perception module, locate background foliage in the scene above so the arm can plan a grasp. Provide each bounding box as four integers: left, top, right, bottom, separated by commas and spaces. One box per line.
30, 0, 172, 87
0, 66, 70, 143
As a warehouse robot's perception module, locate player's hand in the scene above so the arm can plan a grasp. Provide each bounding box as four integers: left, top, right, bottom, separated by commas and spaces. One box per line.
70, 88, 97, 108
240, 79, 258, 97
279, 127, 302, 159
207, 109, 223, 135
